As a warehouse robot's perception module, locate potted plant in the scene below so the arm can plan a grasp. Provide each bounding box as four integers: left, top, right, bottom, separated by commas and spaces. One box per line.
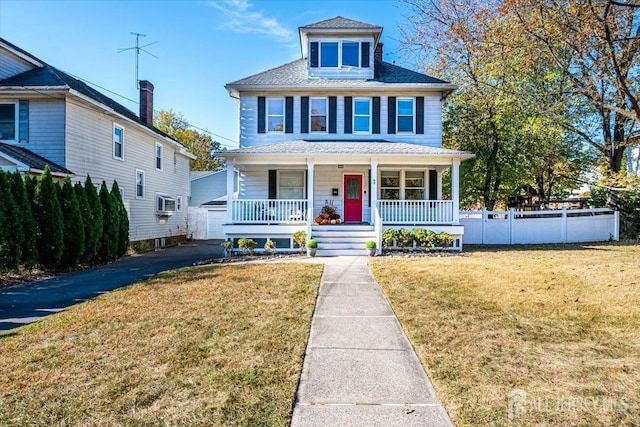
264, 239, 276, 254
365, 240, 377, 256
293, 230, 307, 253
306, 239, 318, 257
220, 240, 233, 257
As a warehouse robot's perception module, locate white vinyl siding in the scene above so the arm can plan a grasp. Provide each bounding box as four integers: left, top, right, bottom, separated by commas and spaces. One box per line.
238, 94, 443, 147
0, 51, 34, 80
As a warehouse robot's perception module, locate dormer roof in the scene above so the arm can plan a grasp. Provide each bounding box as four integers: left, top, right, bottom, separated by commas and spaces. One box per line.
299, 16, 383, 59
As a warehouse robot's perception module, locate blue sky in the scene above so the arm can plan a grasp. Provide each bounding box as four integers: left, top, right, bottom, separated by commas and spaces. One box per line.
0, 0, 414, 148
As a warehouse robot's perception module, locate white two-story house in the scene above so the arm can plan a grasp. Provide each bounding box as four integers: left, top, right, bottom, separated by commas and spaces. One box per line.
0, 37, 194, 247
219, 16, 473, 254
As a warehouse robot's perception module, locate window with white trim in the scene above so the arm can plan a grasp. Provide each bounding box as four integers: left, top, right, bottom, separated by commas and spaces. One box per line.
176, 195, 183, 212
156, 194, 176, 213
135, 170, 145, 199
113, 125, 124, 160
342, 41, 359, 67
0, 103, 17, 141
320, 42, 339, 67
278, 170, 305, 199
405, 171, 425, 200
380, 171, 400, 200
315, 40, 369, 68
267, 98, 284, 132
397, 98, 415, 133
353, 98, 371, 133
310, 97, 327, 133
155, 142, 163, 170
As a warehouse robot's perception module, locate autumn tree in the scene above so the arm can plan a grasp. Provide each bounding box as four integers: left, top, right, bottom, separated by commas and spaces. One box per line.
154, 109, 223, 171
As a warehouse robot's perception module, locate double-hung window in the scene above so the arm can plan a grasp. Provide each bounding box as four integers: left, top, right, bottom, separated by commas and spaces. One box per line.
113, 125, 124, 160
397, 98, 415, 133
135, 170, 145, 199
310, 97, 328, 132
267, 98, 284, 132
380, 171, 400, 200
353, 98, 371, 133
0, 103, 17, 141
405, 171, 425, 200
278, 170, 305, 199
155, 142, 163, 170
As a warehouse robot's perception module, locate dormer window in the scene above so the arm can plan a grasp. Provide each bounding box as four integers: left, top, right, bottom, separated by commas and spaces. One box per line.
310, 40, 371, 69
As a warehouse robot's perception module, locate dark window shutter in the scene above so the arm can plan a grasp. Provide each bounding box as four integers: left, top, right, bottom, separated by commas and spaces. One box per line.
344, 96, 352, 134
372, 97, 380, 134
18, 100, 29, 141
361, 42, 370, 68
301, 96, 309, 134
416, 96, 424, 134
269, 170, 277, 199
428, 170, 438, 200
285, 97, 293, 133
329, 96, 337, 133
387, 96, 396, 134
257, 96, 266, 133
310, 42, 319, 68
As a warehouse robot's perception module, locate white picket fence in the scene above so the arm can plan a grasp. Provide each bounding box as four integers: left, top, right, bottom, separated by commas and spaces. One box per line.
459, 208, 619, 245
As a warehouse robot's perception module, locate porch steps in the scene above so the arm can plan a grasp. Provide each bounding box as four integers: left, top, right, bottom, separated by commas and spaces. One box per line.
311, 224, 376, 256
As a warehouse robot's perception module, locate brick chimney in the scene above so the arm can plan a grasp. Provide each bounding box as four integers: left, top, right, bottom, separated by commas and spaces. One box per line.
139, 80, 154, 126
374, 43, 383, 61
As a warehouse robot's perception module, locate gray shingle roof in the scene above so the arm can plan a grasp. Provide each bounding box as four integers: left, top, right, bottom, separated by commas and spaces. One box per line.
300, 16, 382, 30
226, 59, 451, 89
0, 143, 73, 175
218, 140, 473, 158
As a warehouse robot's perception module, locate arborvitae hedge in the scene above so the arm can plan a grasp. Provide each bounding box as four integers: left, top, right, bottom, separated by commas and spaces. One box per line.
8, 171, 38, 267
60, 177, 85, 268
99, 181, 119, 261
84, 175, 103, 262
32, 166, 64, 269
0, 171, 22, 271
111, 181, 130, 257
74, 182, 92, 263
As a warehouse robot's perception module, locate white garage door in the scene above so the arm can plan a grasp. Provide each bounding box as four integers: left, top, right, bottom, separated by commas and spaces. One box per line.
206, 207, 227, 239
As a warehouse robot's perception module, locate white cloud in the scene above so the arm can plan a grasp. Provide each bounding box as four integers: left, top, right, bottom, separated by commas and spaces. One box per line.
209, 0, 294, 42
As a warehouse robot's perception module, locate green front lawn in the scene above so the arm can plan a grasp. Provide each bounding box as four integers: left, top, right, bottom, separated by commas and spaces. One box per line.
0, 263, 322, 426
371, 244, 640, 426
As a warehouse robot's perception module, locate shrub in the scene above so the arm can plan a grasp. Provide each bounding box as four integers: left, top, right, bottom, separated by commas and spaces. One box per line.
74, 182, 91, 263
8, 171, 38, 267
264, 239, 276, 253
435, 232, 454, 248
237, 238, 257, 255
306, 239, 318, 249
33, 166, 64, 269
0, 171, 22, 271
395, 228, 414, 248
84, 176, 103, 262
60, 177, 85, 268
591, 174, 640, 239
412, 228, 429, 247
365, 240, 377, 249
132, 240, 151, 253
293, 230, 307, 252
381, 228, 395, 248
99, 181, 119, 261
111, 181, 129, 257
221, 240, 234, 256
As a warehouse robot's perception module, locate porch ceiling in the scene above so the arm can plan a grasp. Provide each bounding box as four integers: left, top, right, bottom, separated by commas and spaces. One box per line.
217, 140, 474, 165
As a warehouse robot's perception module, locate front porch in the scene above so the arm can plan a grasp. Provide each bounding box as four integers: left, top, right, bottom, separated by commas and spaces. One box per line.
218, 141, 473, 255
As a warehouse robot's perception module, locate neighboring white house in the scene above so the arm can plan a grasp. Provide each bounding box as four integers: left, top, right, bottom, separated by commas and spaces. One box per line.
0, 37, 194, 245
218, 16, 474, 255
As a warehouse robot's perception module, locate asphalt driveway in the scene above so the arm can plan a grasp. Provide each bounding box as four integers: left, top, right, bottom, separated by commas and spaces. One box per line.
0, 240, 223, 331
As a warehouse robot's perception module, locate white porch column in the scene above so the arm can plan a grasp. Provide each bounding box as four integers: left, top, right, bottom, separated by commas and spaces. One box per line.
451, 159, 460, 223
226, 159, 235, 223
307, 159, 315, 223
370, 159, 378, 225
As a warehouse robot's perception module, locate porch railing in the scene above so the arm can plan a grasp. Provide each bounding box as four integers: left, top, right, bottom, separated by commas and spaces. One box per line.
231, 199, 308, 224
377, 200, 454, 224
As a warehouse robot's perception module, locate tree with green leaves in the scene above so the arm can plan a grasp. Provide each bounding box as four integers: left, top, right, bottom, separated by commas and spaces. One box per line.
74, 182, 92, 263
59, 177, 85, 268
33, 166, 64, 269
8, 171, 38, 267
84, 175, 103, 262
154, 109, 223, 171
110, 181, 129, 257
0, 171, 22, 271
99, 181, 119, 261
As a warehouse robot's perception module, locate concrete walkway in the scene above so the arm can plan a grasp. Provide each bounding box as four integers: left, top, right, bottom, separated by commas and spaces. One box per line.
291, 256, 453, 427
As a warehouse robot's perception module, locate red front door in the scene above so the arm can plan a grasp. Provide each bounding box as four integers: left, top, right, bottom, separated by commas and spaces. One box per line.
344, 175, 362, 222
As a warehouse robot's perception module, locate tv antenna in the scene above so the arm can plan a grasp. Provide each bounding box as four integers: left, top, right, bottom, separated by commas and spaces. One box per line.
117, 32, 158, 88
